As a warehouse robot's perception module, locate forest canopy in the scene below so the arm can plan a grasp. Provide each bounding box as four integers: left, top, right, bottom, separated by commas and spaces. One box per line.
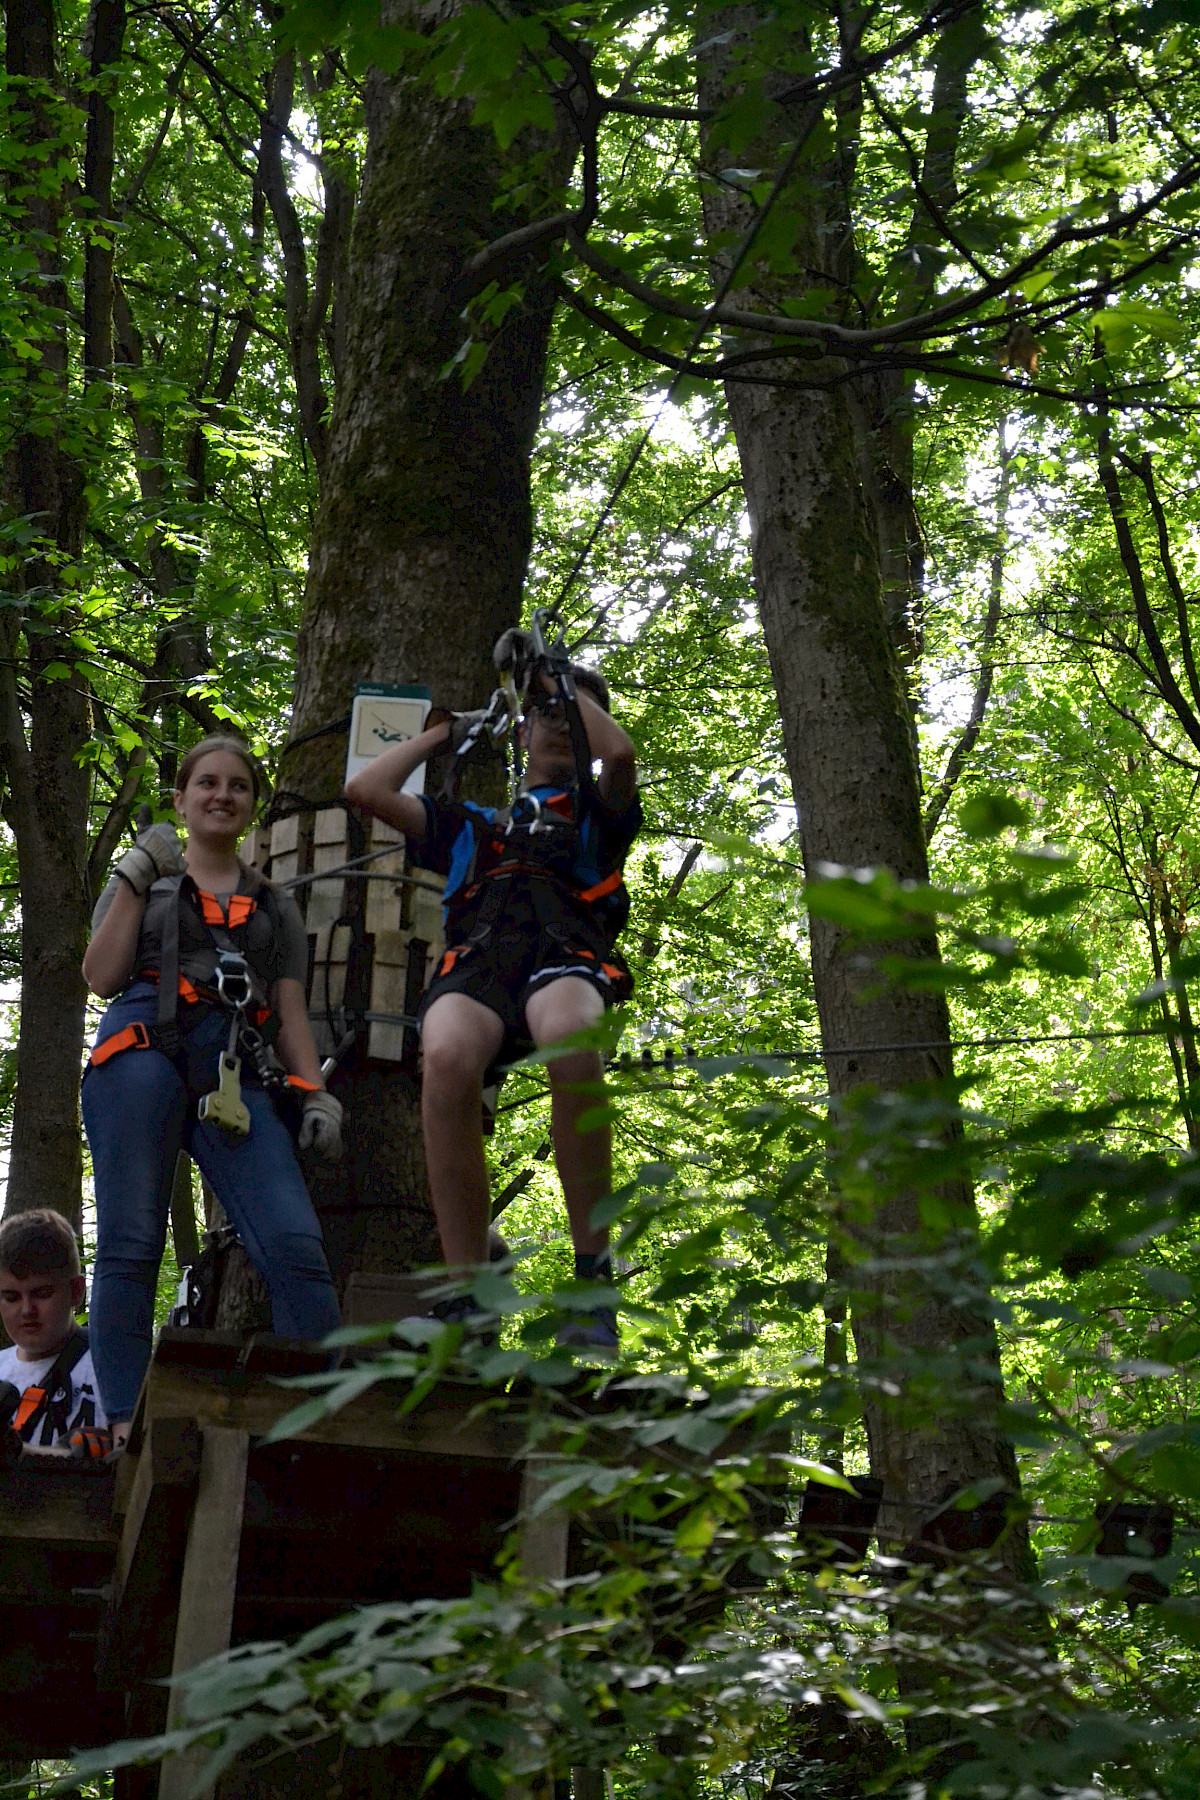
6, 0, 1200, 1794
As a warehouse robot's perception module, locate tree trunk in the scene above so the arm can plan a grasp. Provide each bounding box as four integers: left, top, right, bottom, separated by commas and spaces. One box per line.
695, 0, 1029, 1589
0, 0, 96, 1222
248, 8, 568, 1292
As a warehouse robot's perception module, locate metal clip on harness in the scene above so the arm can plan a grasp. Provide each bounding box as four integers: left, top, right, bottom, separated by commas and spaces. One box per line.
197, 951, 252, 1139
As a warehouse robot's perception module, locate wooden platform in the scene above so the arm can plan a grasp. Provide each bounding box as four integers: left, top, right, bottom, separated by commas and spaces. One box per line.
0, 1453, 124, 1757
0, 1328, 779, 1797
0, 1330, 576, 1796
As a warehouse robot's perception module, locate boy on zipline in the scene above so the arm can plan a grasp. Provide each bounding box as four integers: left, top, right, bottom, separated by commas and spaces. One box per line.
345, 645, 640, 1347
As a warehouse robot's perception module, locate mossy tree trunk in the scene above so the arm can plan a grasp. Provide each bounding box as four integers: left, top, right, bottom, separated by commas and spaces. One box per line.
695, 7, 1028, 1578
0, 0, 103, 1223
226, 9, 571, 1296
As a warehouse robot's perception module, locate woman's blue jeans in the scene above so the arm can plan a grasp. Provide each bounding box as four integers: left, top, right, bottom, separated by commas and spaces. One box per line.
82, 984, 341, 1422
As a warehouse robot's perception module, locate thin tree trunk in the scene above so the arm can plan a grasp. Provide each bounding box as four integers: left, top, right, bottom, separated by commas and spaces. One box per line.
1, 0, 96, 1222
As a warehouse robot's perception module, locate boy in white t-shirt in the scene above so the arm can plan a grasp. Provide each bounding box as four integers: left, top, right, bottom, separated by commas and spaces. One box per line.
0, 1208, 107, 1457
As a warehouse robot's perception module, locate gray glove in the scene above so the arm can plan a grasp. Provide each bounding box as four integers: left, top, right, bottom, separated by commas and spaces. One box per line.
298, 1089, 343, 1161
448, 708, 488, 753
115, 823, 186, 895
492, 628, 533, 679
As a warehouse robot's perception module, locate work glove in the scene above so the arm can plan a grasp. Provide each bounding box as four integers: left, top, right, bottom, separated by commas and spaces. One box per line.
448, 708, 489, 753
298, 1088, 343, 1161
115, 822, 186, 895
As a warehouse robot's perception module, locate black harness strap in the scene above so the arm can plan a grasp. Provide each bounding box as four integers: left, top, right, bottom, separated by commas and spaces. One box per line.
154, 869, 284, 1049
157, 875, 183, 1057
15, 1328, 88, 1444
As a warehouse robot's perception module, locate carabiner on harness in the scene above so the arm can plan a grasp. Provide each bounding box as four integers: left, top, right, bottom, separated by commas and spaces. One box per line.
213, 950, 253, 1013
506, 791, 545, 837
197, 951, 254, 1139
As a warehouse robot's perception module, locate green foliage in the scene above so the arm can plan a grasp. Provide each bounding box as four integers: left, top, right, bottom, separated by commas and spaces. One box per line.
13, 0, 1200, 1793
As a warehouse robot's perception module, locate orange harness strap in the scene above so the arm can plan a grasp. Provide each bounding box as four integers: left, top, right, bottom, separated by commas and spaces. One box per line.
12, 1387, 47, 1434
197, 890, 257, 929
577, 869, 623, 904
88, 1020, 151, 1067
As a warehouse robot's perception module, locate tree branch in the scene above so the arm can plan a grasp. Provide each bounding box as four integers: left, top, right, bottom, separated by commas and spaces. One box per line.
81, 0, 126, 376
259, 50, 328, 470
1121, 449, 1200, 721
1096, 425, 1200, 758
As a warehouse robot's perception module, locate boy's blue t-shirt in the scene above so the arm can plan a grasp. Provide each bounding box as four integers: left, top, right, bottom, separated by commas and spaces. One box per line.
411, 783, 642, 936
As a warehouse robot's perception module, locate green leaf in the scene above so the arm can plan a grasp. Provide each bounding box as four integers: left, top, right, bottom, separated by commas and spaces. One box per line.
959, 793, 1030, 838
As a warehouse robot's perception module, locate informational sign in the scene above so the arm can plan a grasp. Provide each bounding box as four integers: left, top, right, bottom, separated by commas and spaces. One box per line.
345, 683, 433, 793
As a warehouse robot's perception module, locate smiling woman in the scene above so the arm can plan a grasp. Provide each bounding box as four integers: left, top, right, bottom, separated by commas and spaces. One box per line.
78, 737, 343, 1451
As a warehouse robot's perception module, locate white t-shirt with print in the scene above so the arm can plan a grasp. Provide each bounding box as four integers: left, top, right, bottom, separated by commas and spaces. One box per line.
0, 1337, 107, 1446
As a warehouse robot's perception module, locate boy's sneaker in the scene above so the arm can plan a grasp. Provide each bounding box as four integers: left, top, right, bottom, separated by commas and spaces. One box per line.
429, 1293, 500, 1347
557, 1304, 619, 1351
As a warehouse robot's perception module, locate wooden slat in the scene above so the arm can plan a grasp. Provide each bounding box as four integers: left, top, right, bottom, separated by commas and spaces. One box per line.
343, 1270, 440, 1325
516, 1467, 570, 1585
132, 1354, 525, 1463
267, 813, 310, 889
160, 1427, 249, 1800
96, 1415, 202, 1690
0, 1459, 116, 1546
364, 818, 407, 934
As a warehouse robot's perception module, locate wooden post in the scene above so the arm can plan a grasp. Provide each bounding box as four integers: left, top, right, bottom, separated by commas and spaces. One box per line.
158, 1427, 249, 1800
570, 1771, 610, 1800
513, 1467, 571, 1800
516, 1466, 570, 1585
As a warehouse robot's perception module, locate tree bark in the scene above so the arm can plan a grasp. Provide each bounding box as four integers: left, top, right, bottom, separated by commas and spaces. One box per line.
695, 4, 1028, 1583
1, 0, 96, 1222
265, 7, 571, 1285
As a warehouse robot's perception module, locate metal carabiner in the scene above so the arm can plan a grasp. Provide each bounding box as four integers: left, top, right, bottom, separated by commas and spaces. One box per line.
506, 791, 545, 837
213, 950, 253, 1014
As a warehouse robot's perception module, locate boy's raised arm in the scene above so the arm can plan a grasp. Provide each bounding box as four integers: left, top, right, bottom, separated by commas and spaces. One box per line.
343, 718, 452, 838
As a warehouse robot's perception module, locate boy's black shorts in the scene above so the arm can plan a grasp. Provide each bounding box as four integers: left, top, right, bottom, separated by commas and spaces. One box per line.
418, 904, 632, 1047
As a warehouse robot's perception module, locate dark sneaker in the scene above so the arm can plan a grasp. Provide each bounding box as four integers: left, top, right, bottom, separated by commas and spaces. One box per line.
556, 1304, 619, 1351
429, 1293, 500, 1346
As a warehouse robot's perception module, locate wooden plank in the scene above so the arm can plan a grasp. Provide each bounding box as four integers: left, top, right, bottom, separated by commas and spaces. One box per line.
0, 1460, 116, 1546
169, 1153, 200, 1270
344, 1270, 440, 1324
239, 825, 271, 871
516, 1467, 570, 1585
572, 1770, 610, 1800
96, 1416, 202, 1690
159, 1427, 249, 1800
0, 1541, 112, 1604
364, 819, 407, 934
134, 1357, 526, 1463
268, 814, 309, 889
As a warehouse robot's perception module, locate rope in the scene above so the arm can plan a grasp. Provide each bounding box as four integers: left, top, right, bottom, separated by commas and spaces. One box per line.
612, 1025, 1171, 1071
274, 714, 352, 766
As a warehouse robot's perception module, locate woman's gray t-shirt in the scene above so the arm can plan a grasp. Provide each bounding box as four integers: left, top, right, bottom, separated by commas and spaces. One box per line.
92, 867, 309, 988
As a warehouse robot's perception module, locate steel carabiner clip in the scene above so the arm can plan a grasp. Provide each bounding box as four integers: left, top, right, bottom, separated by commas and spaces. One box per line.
214, 950, 253, 1014
506, 791, 545, 837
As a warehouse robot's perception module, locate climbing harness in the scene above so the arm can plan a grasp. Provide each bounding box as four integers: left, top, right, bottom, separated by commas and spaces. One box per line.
88, 872, 312, 1136
6, 1328, 89, 1445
